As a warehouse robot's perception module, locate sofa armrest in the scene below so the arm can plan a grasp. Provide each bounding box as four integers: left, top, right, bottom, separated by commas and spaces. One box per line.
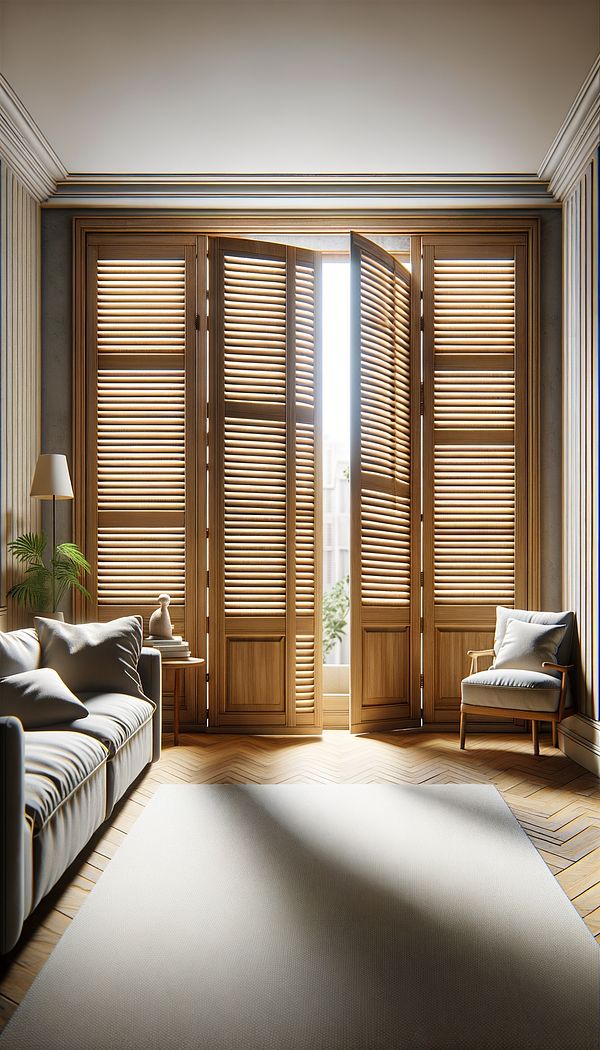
139, 647, 162, 762
0, 716, 25, 953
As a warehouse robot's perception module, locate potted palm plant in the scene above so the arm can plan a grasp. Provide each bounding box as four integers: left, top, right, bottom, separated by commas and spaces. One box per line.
7, 532, 91, 618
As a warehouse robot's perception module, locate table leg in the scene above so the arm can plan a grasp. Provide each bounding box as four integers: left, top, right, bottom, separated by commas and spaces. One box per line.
174, 669, 181, 746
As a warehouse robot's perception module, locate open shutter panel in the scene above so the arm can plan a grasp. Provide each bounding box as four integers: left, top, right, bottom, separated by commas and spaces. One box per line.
209, 239, 322, 732
422, 237, 528, 725
82, 239, 205, 725
350, 234, 421, 732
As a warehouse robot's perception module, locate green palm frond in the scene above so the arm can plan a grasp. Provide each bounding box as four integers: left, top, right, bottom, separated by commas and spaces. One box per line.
7, 532, 90, 612
8, 569, 49, 609
8, 532, 47, 565
54, 560, 92, 604
55, 543, 91, 573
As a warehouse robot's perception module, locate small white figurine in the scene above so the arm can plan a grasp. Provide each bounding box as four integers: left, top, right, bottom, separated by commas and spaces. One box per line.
148, 593, 174, 639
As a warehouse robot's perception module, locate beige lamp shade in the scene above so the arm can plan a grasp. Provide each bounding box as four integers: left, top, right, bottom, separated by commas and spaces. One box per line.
30, 454, 74, 500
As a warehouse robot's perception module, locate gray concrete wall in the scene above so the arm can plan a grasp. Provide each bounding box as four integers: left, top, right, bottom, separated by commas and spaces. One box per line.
41, 208, 564, 609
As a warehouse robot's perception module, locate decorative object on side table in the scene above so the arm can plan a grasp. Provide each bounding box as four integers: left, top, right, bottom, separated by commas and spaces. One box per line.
7, 453, 89, 618
148, 592, 174, 638
145, 593, 191, 657
145, 593, 203, 743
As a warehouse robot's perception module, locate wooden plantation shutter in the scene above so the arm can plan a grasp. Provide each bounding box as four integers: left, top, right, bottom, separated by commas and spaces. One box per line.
422, 235, 528, 725
78, 236, 205, 723
208, 239, 322, 731
350, 234, 421, 732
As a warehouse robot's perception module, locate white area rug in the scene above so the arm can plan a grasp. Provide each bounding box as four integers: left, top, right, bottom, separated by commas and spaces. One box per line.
2, 784, 599, 1049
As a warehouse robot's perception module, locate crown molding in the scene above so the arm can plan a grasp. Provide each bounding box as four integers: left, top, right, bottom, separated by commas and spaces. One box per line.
538, 54, 600, 200
0, 74, 67, 201
46, 172, 556, 209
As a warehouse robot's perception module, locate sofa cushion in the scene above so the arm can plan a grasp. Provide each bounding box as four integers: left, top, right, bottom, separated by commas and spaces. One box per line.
0, 668, 88, 728
24, 731, 108, 831
494, 619, 567, 678
35, 616, 146, 699
494, 607, 575, 667
461, 669, 562, 713
0, 628, 41, 677
63, 693, 155, 757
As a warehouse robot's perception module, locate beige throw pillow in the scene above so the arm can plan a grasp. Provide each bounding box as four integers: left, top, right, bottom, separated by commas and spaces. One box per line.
494, 618, 567, 678
0, 627, 41, 677
0, 667, 88, 728
35, 615, 145, 699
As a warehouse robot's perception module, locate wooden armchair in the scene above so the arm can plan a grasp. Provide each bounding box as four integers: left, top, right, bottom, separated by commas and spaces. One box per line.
459, 609, 575, 756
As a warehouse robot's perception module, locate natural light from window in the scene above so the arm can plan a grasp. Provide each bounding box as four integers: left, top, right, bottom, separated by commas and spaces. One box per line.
322, 261, 350, 669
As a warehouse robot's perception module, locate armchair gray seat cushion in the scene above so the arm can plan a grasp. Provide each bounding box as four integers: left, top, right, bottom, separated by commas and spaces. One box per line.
461, 669, 562, 713
24, 731, 108, 832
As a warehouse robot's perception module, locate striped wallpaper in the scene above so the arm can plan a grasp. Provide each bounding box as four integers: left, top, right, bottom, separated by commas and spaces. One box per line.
0, 162, 42, 628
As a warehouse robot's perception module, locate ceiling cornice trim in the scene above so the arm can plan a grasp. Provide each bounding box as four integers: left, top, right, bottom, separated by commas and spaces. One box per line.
47, 172, 556, 209
538, 54, 600, 200
0, 74, 67, 201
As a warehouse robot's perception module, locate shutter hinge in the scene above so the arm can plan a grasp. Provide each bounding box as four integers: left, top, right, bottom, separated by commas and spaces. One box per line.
419, 383, 424, 415
419, 674, 424, 689
420, 616, 424, 633
206, 528, 209, 539
195, 314, 200, 330
206, 571, 209, 588
420, 570, 424, 587
206, 617, 209, 633
420, 706, 424, 721
206, 672, 210, 683
420, 315, 424, 332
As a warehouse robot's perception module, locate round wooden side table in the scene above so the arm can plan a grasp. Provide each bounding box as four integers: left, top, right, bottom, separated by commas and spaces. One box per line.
162, 657, 204, 746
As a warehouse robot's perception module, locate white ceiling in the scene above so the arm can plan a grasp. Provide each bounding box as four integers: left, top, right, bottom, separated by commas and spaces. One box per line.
0, 0, 597, 176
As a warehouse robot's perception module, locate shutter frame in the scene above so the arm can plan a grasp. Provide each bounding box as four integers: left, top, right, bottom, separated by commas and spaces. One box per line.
350, 233, 421, 732
422, 234, 529, 726
76, 235, 206, 726
208, 237, 322, 732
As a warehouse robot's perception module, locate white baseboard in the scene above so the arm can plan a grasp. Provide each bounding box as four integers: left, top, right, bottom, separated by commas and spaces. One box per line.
559, 713, 600, 776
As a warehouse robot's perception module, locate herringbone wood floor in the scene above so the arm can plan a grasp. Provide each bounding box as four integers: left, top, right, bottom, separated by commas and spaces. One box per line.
2, 729, 600, 1030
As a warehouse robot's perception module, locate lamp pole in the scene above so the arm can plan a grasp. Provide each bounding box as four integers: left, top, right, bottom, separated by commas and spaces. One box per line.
51, 493, 56, 613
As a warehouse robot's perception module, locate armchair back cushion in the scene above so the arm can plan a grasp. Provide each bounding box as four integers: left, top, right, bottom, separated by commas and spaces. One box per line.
494, 619, 567, 679
494, 607, 575, 667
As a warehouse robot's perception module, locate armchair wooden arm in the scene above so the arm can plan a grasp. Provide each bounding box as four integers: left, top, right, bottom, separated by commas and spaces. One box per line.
542, 662, 574, 721
467, 649, 495, 673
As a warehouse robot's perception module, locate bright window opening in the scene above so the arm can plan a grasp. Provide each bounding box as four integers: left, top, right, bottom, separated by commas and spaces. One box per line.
322, 260, 350, 668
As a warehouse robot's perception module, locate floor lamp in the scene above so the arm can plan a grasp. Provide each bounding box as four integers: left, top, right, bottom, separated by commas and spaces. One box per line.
30, 454, 74, 614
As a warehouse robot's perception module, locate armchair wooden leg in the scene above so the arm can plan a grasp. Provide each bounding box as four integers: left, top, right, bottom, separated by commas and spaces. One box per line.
459, 709, 466, 750
552, 720, 558, 748
531, 719, 540, 756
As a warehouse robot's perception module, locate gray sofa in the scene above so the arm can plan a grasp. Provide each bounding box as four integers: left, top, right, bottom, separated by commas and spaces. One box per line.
0, 628, 161, 954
